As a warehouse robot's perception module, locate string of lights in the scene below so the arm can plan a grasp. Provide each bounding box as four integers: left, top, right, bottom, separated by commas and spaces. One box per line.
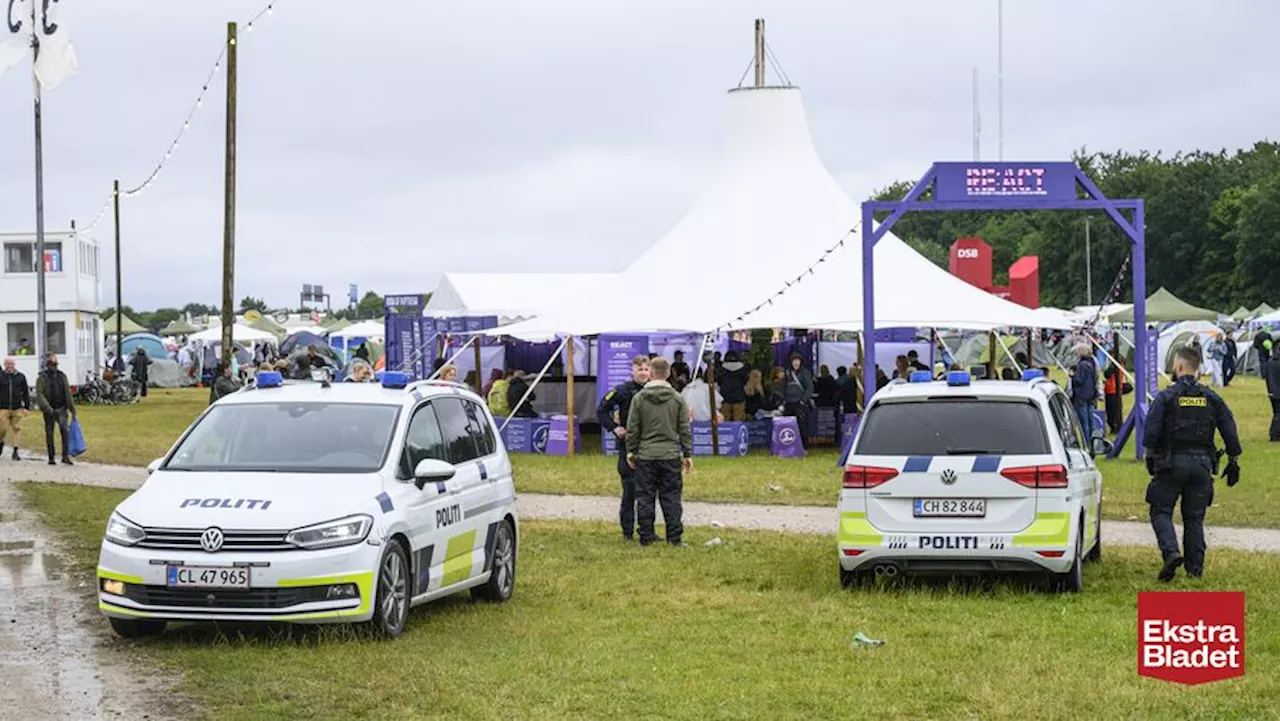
1084, 253, 1132, 330
79, 1, 279, 233
717, 228, 854, 331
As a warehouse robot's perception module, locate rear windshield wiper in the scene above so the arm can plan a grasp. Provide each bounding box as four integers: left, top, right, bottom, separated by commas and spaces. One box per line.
945, 447, 1000, 455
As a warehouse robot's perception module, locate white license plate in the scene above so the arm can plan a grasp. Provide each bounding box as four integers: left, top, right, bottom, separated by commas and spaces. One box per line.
914, 498, 987, 517
166, 565, 250, 589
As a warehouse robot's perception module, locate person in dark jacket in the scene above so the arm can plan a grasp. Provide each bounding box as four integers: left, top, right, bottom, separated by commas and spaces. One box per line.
1103, 361, 1125, 436
596, 355, 650, 541
1069, 343, 1099, 452
669, 350, 691, 393
1254, 329, 1273, 379
209, 363, 240, 404
507, 370, 537, 418
34, 354, 75, 466
744, 369, 767, 418
1268, 345, 1280, 442
625, 357, 692, 546
835, 366, 857, 417
717, 351, 749, 421
781, 353, 815, 448
0, 357, 31, 460
129, 347, 151, 398
814, 365, 839, 408
1222, 332, 1237, 387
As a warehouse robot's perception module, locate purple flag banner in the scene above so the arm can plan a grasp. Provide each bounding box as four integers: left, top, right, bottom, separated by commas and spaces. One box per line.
933, 162, 1078, 203
599, 335, 650, 455
1145, 328, 1159, 398
770, 416, 806, 458
691, 421, 749, 457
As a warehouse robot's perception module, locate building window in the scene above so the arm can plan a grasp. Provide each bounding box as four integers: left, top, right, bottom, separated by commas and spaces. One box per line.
3, 242, 63, 274
6, 322, 67, 356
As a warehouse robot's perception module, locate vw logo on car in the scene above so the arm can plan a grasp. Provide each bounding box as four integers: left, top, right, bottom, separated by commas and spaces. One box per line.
200, 527, 225, 553
941, 469, 958, 486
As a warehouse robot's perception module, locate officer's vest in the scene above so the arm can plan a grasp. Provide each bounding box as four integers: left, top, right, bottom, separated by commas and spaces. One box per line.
1167, 383, 1215, 452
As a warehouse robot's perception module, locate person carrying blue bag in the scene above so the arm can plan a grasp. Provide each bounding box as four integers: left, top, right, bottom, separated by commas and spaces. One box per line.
35, 353, 77, 466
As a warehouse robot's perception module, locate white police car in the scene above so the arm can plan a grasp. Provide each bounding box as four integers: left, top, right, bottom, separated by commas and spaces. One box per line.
838, 369, 1102, 592
96, 371, 518, 638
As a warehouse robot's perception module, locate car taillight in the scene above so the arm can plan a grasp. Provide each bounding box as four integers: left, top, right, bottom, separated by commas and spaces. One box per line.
1000, 464, 1068, 489
842, 465, 899, 489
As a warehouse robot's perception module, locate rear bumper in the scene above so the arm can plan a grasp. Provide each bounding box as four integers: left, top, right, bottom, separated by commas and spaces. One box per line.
836, 510, 1076, 574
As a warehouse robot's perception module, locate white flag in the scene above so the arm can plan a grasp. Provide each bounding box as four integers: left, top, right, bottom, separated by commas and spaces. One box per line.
0, 0, 33, 78
33, 0, 76, 91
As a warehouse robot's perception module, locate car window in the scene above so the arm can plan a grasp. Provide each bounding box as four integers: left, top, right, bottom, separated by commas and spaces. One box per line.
166, 402, 400, 473
400, 403, 447, 478
1048, 395, 1080, 450
433, 397, 480, 464
463, 400, 496, 457
855, 399, 1050, 456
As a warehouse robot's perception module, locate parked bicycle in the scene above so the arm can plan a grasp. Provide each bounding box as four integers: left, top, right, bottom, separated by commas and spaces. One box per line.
78, 371, 141, 406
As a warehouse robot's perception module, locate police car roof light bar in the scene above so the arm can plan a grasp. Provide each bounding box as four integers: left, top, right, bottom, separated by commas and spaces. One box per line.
255, 371, 283, 388
946, 370, 971, 386
908, 370, 933, 383
1020, 368, 1046, 381
380, 371, 410, 389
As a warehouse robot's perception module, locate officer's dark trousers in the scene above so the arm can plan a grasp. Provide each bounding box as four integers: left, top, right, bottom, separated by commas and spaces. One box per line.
1222, 356, 1236, 386
1104, 394, 1123, 435
1147, 456, 1214, 576
42, 409, 69, 461
634, 459, 683, 545
616, 451, 637, 538
1270, 398, 1280, 442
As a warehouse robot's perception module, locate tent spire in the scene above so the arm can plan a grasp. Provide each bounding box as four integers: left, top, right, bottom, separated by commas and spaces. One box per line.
754, 18, 766, 87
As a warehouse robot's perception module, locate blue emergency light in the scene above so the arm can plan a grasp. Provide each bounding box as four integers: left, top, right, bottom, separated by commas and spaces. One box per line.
255, 371, 283, 388
381, 371, 409, 389
1021, 369, 1046, 381
946, 370, 971, 386
909, 370, 933, 383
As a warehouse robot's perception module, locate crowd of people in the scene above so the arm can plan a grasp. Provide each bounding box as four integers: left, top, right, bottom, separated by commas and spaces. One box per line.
0, 354, 78, 465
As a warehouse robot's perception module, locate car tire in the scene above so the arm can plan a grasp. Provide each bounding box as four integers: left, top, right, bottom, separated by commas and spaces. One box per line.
839, 566, 870, 589
1052, 522, 1084, 593
472, 519, 516, 603
1085, 503, 1102, 563
108, 617, 166, 639
369, 542, 410, 638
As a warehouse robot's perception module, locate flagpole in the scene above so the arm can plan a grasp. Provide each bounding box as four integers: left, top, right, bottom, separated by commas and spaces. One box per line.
31, 2, 48, 364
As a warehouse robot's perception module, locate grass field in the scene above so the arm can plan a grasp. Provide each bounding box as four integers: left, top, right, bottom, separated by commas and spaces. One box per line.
21, 483, 1280, 721
28, 379, 1280, 528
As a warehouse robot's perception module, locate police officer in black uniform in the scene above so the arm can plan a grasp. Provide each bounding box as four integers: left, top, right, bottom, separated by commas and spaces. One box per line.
1143, 345, 1243, 581
596, 355, 651, 541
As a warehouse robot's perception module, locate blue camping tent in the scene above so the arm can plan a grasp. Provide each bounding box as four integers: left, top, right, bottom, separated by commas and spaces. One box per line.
121, 333, 168, 360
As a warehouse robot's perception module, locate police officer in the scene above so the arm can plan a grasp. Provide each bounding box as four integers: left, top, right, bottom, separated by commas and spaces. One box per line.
1143, 345, 1242, 581
596, 355, 650, 541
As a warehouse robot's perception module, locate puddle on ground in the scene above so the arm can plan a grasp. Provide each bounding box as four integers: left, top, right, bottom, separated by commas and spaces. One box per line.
0, 549, 67, 589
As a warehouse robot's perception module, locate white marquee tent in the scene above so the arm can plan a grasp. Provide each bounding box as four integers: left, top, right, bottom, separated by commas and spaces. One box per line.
426, 273, 615, 325
189, 324, 277, 344
330, 320, 386, 341
496, 85, 1070, 340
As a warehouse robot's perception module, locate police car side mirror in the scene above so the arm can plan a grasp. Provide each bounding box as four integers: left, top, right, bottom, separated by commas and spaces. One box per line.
146, 458, 164, 474
413, 459, 456, 490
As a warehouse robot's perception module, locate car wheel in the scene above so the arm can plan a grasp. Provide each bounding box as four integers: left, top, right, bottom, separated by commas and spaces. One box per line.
839, 566, 870, 589
1052, 523, 1084, 593
370, 542, 410, 637
472, 519, 516, 603
1085, 503, 1102, 563
108, 617, 166, 639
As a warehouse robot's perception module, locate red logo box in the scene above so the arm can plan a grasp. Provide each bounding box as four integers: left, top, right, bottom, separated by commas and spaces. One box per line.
1138, 591, 1245, 685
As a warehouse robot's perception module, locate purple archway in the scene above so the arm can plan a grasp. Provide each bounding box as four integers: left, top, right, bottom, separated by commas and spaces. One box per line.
860, 161, 1150, 459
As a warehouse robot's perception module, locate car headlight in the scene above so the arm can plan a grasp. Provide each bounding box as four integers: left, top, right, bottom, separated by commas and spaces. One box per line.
105, 513, 145, 547
285, 515, 373, 550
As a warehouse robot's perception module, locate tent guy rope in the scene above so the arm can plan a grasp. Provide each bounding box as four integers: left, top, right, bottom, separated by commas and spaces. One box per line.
717, 228, 854, 331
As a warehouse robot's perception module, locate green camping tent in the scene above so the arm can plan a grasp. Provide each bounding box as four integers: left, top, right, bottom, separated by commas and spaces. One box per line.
323, 317, 352, 332
249, 316, 287, 338
1252, 303, 1275, 317
103, 310, 147, 335
159, 318, 197, 336
1231, 306, 1252, 321
1109, 288, 1219, 323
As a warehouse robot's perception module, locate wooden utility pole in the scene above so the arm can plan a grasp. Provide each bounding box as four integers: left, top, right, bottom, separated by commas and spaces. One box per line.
113, 179, 122, 363
472, 337, 483, 393
708, 360, 720, 456
753, 19, 766, 87
219, 21, 238, 367
565, 336, 576, 456
987, 330, 998, 380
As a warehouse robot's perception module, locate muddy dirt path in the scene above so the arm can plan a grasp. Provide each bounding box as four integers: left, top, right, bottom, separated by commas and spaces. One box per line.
0, 476, 181, 720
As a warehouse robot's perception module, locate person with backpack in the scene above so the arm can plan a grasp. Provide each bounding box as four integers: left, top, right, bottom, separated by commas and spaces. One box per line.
1068, 343, 1099, 453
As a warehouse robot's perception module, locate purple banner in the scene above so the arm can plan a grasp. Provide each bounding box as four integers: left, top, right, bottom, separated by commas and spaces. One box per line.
448, 318, 466, 334
1145, 329, 1159, 399
383, 293, 426, 312
691, 421, 749, 457
422, 317, 437, 334
933, 162, 1078, 203
599, 335, 649, 455
544, 416, 578, 456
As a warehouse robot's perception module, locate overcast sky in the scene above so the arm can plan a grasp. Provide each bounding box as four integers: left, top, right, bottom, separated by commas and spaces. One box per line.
1, 0, 1275, 311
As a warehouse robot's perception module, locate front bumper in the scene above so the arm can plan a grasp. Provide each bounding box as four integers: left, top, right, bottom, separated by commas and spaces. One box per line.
97, 539, 379, 624
836, 511, 1076, 575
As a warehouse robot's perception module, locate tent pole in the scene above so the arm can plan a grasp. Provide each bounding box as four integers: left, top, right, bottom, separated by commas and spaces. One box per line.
987, 331, 997, 379
853, 332, 863, 412
754, 18, 765, 87
566, 335, 576, 456
473, 337, 483, 394
708, 353, 720, 456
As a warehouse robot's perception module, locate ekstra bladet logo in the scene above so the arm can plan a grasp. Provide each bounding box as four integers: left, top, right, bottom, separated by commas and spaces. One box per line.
1138, 591, 1245, 685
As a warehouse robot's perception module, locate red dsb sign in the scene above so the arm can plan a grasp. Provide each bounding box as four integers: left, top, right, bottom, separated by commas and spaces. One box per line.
1138, 591, 1245, 685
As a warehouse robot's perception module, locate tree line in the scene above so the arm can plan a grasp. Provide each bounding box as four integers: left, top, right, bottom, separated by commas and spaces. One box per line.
872, 142, 1280, 311
103, 292, 393, 333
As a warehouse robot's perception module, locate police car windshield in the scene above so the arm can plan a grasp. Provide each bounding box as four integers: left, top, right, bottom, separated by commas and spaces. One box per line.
164, 402, 401, 473
856, 399, 1050, 456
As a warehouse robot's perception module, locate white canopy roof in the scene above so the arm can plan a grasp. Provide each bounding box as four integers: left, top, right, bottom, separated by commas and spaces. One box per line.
426, 273, 614, 324
189, 324, 277, 343
330, 320, 386, 340
495, 86, 1068, 339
